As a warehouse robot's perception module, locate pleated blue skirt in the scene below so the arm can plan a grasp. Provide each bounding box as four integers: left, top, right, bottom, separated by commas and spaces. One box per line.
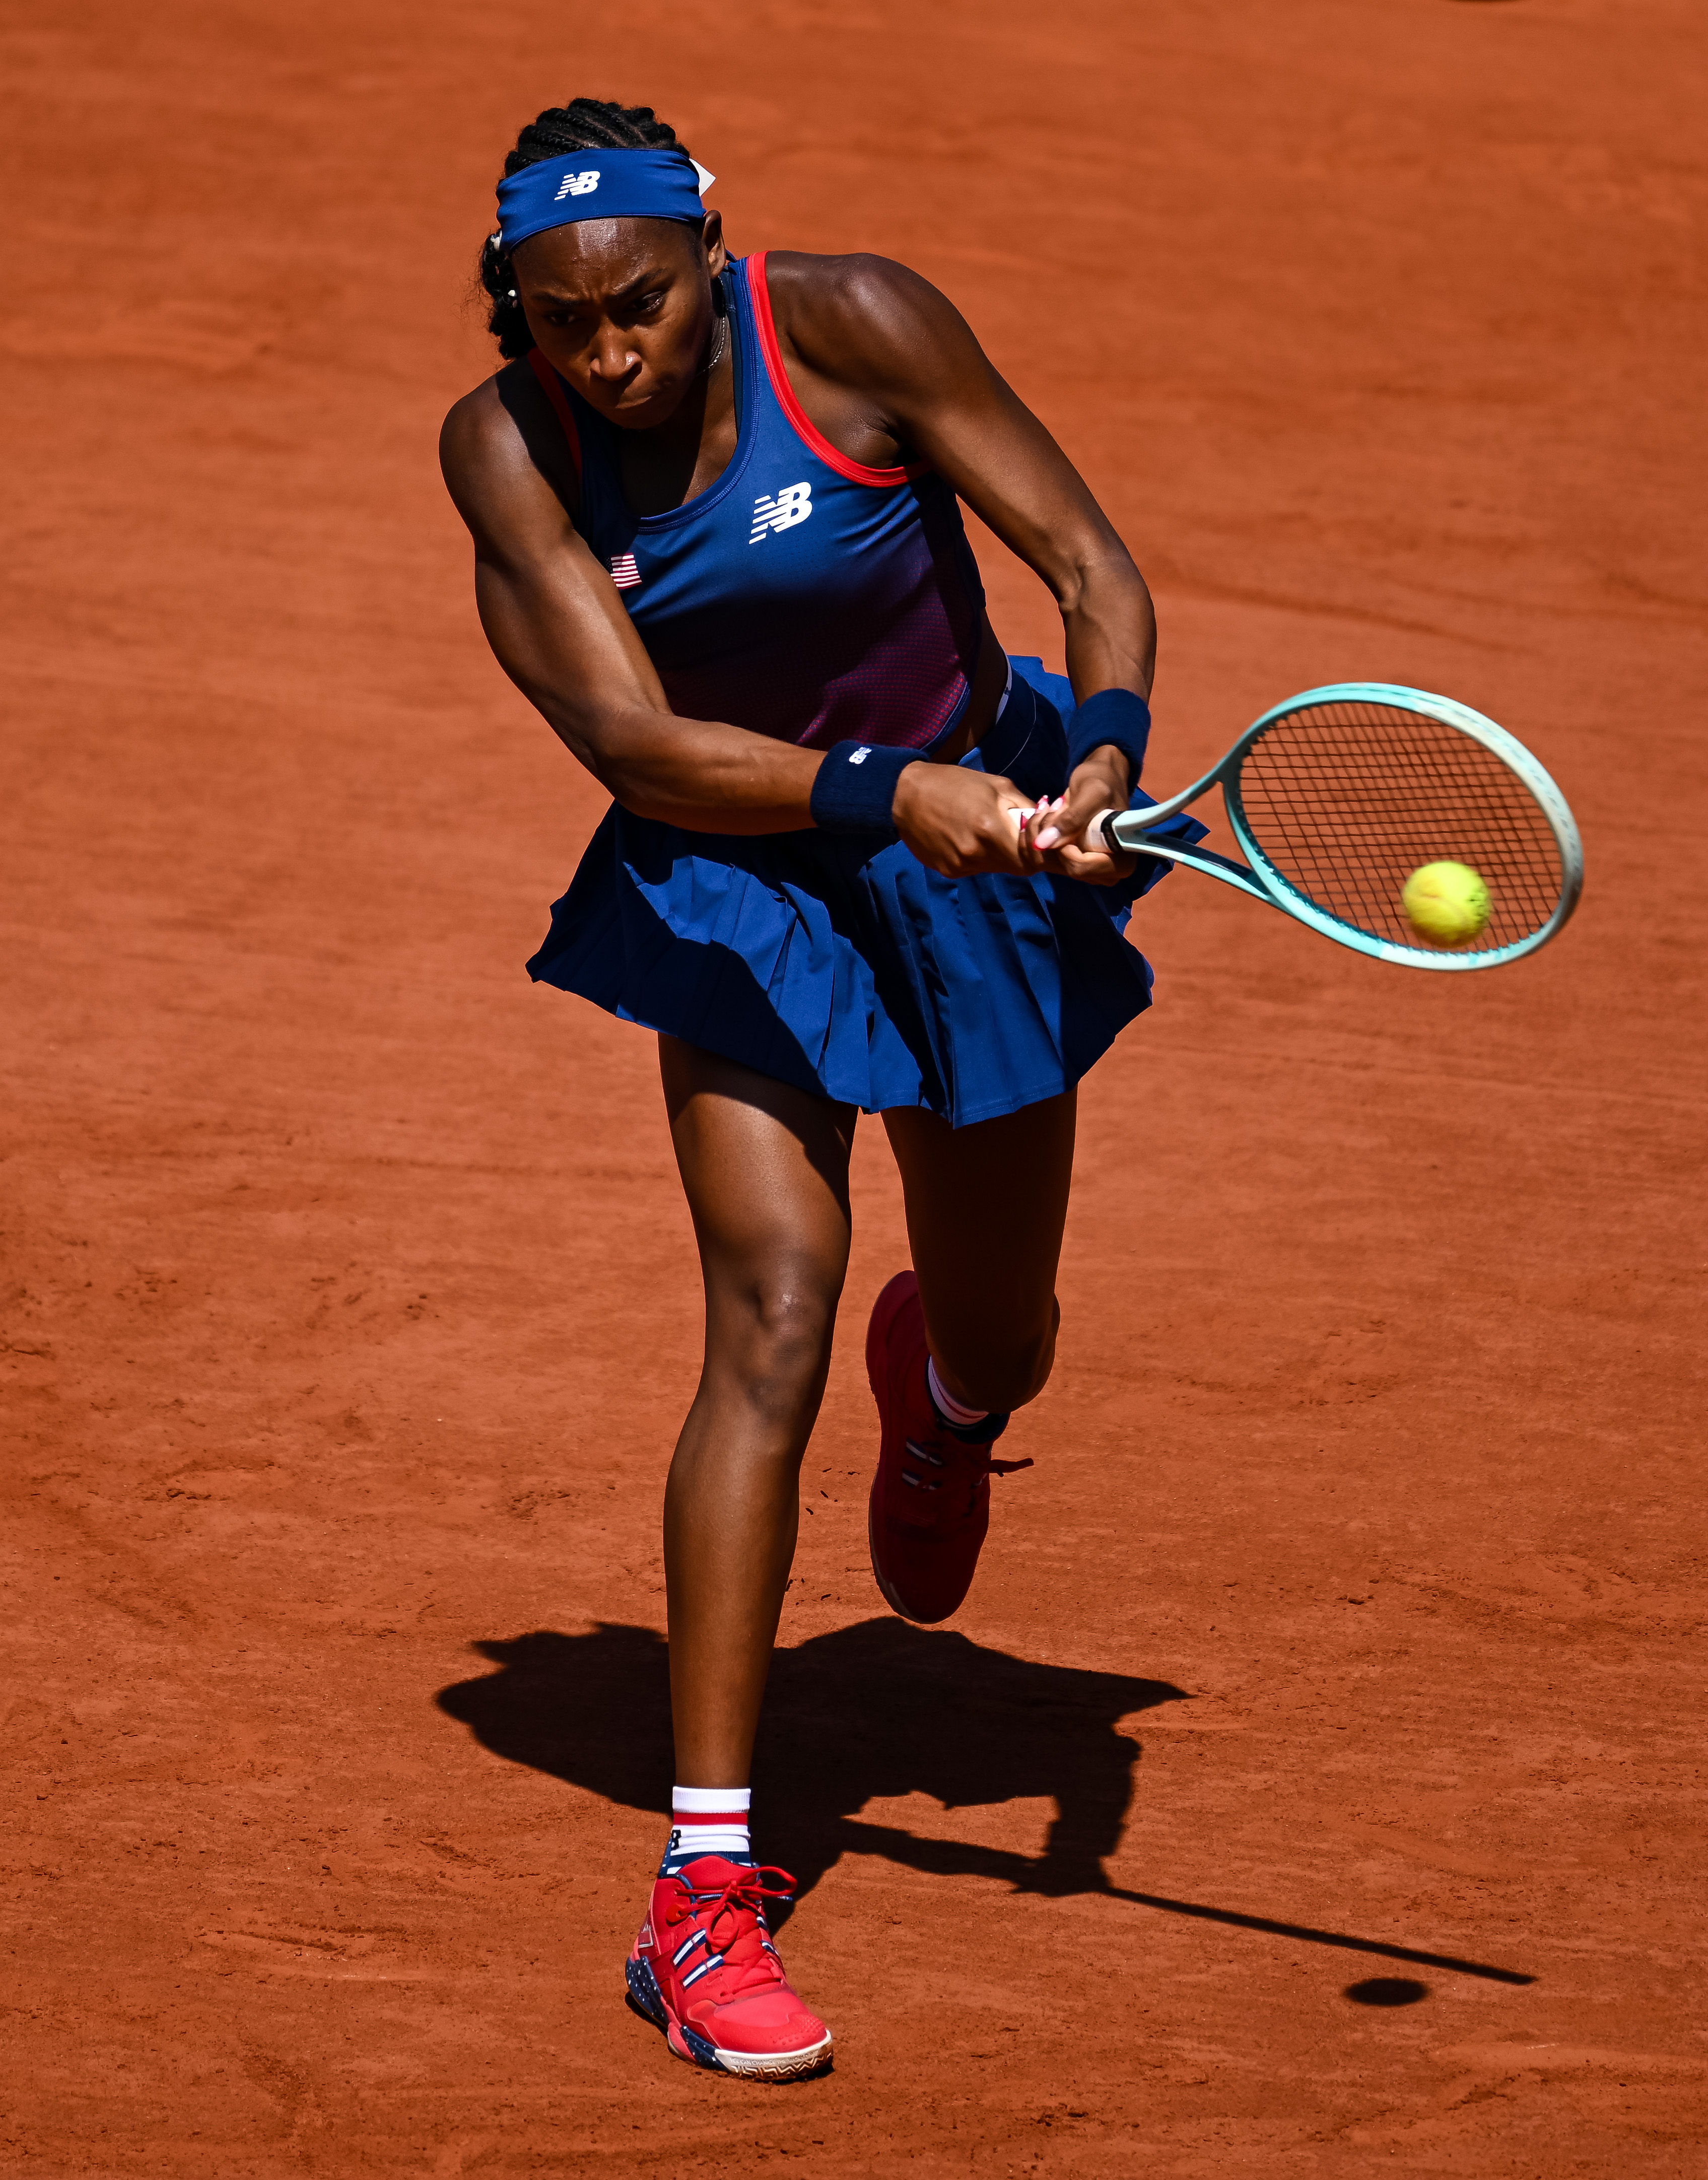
526, 659, 1207, 1128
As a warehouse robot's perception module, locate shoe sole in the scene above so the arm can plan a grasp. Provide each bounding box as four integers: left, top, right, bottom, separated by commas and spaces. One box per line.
626, 1955, 833, 2083
866, 1491, 936, 1624
864, 1271, 951, 1625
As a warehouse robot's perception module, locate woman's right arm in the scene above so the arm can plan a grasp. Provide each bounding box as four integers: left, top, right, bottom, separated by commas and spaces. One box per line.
438, 373, 1038, 869
439, 375, 824, 835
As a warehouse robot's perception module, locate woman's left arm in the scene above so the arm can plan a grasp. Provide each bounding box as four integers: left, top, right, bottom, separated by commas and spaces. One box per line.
776, 254, 1150, 882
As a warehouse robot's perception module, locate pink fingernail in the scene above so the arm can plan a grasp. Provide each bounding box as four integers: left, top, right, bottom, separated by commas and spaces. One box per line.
1036, 826, 1062, 849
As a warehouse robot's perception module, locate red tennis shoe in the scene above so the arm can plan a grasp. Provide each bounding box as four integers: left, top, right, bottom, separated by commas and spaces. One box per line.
626, 1858, 832, 2082
865, 1270, 1032, 1624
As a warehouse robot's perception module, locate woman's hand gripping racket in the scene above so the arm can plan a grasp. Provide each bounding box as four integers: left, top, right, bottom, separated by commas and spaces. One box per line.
1089, 683, 1583, 971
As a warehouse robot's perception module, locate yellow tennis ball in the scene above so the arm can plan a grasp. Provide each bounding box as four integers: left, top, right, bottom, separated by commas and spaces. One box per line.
1402, 861, 1491, 948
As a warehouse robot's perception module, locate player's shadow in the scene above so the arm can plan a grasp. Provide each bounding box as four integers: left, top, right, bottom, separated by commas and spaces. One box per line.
434, 1623, 1537, 1987
435, 1619, 1182, 1926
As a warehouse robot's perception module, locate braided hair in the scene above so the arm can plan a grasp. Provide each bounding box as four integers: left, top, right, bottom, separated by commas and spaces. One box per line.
480, 99, 696, 360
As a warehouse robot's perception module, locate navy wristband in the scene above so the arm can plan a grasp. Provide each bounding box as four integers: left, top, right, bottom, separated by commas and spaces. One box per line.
809, 741, 924, 834
1066, 688, 1151, 787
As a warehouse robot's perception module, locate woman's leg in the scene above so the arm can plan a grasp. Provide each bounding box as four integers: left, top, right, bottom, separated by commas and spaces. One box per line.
862, 1091, 1077, 1626
882, 1089, 1076, 1416
658, 1035, 857, 1789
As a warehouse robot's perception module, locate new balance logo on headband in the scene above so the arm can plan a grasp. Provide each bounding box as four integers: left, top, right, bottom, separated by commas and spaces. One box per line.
553, 169, 601, 201
750, 482, 812, 543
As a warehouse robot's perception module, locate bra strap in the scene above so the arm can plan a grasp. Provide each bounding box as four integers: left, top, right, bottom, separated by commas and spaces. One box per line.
745, 251, 928, 487
526, 349, 583, 491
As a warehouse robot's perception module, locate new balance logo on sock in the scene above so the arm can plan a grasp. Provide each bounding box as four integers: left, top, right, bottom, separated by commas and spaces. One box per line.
750, 482, 812, 542
661, 1786, 754, 1875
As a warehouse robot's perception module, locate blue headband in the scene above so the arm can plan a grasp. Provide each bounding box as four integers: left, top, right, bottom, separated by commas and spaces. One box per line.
495, 148, 713, 253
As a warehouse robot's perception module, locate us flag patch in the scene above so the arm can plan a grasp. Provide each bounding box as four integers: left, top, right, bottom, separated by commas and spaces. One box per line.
610, 553, 641, 590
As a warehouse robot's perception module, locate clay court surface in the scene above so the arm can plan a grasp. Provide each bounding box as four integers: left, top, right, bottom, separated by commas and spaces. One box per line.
4, 0, 1706, 2170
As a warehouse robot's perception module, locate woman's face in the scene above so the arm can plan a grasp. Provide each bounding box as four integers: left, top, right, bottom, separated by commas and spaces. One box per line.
514, 213, 726, 432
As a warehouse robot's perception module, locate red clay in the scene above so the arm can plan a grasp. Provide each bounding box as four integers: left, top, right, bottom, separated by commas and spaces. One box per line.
4, 1, 1705, 2172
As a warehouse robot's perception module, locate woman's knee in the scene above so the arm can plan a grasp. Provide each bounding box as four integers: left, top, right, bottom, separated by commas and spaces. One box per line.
707, 1258, 843, 1423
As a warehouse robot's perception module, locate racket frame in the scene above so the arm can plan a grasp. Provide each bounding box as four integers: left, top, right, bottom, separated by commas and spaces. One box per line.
1105, 682, 1584, 970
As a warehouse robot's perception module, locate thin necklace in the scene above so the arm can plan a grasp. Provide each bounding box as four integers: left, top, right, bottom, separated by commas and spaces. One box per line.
699, 311, 728, 378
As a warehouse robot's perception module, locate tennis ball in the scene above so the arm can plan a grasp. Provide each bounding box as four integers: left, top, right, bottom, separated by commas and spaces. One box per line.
1402, 860, 1491, 948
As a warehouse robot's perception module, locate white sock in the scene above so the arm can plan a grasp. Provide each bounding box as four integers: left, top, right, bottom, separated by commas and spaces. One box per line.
928, 1355, 988, 1429
662, 1785, 752, 1874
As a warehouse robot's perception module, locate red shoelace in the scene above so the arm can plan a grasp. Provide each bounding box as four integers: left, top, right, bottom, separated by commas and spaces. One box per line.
663, 1865, 798, 1999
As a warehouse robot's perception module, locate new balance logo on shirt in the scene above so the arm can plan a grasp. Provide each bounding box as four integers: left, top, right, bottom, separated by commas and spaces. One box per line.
750, 481, 812, 542
553, 169, 601, 201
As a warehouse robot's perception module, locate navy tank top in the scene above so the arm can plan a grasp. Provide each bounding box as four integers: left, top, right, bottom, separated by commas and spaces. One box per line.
526, 253, 986, 753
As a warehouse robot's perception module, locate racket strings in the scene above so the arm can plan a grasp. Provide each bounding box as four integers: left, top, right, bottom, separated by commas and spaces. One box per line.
1234, 703, 1563, 951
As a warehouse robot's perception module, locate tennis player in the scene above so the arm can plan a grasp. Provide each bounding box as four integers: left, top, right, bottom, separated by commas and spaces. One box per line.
440, 97, 1203, 2083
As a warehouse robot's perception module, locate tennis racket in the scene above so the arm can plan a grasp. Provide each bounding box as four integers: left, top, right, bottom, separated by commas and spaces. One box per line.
1096, 683, 1582, 971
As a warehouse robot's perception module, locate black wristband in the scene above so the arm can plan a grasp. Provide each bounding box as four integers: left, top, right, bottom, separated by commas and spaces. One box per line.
808, 741, 924, 835
1066, 688, 1151, 787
